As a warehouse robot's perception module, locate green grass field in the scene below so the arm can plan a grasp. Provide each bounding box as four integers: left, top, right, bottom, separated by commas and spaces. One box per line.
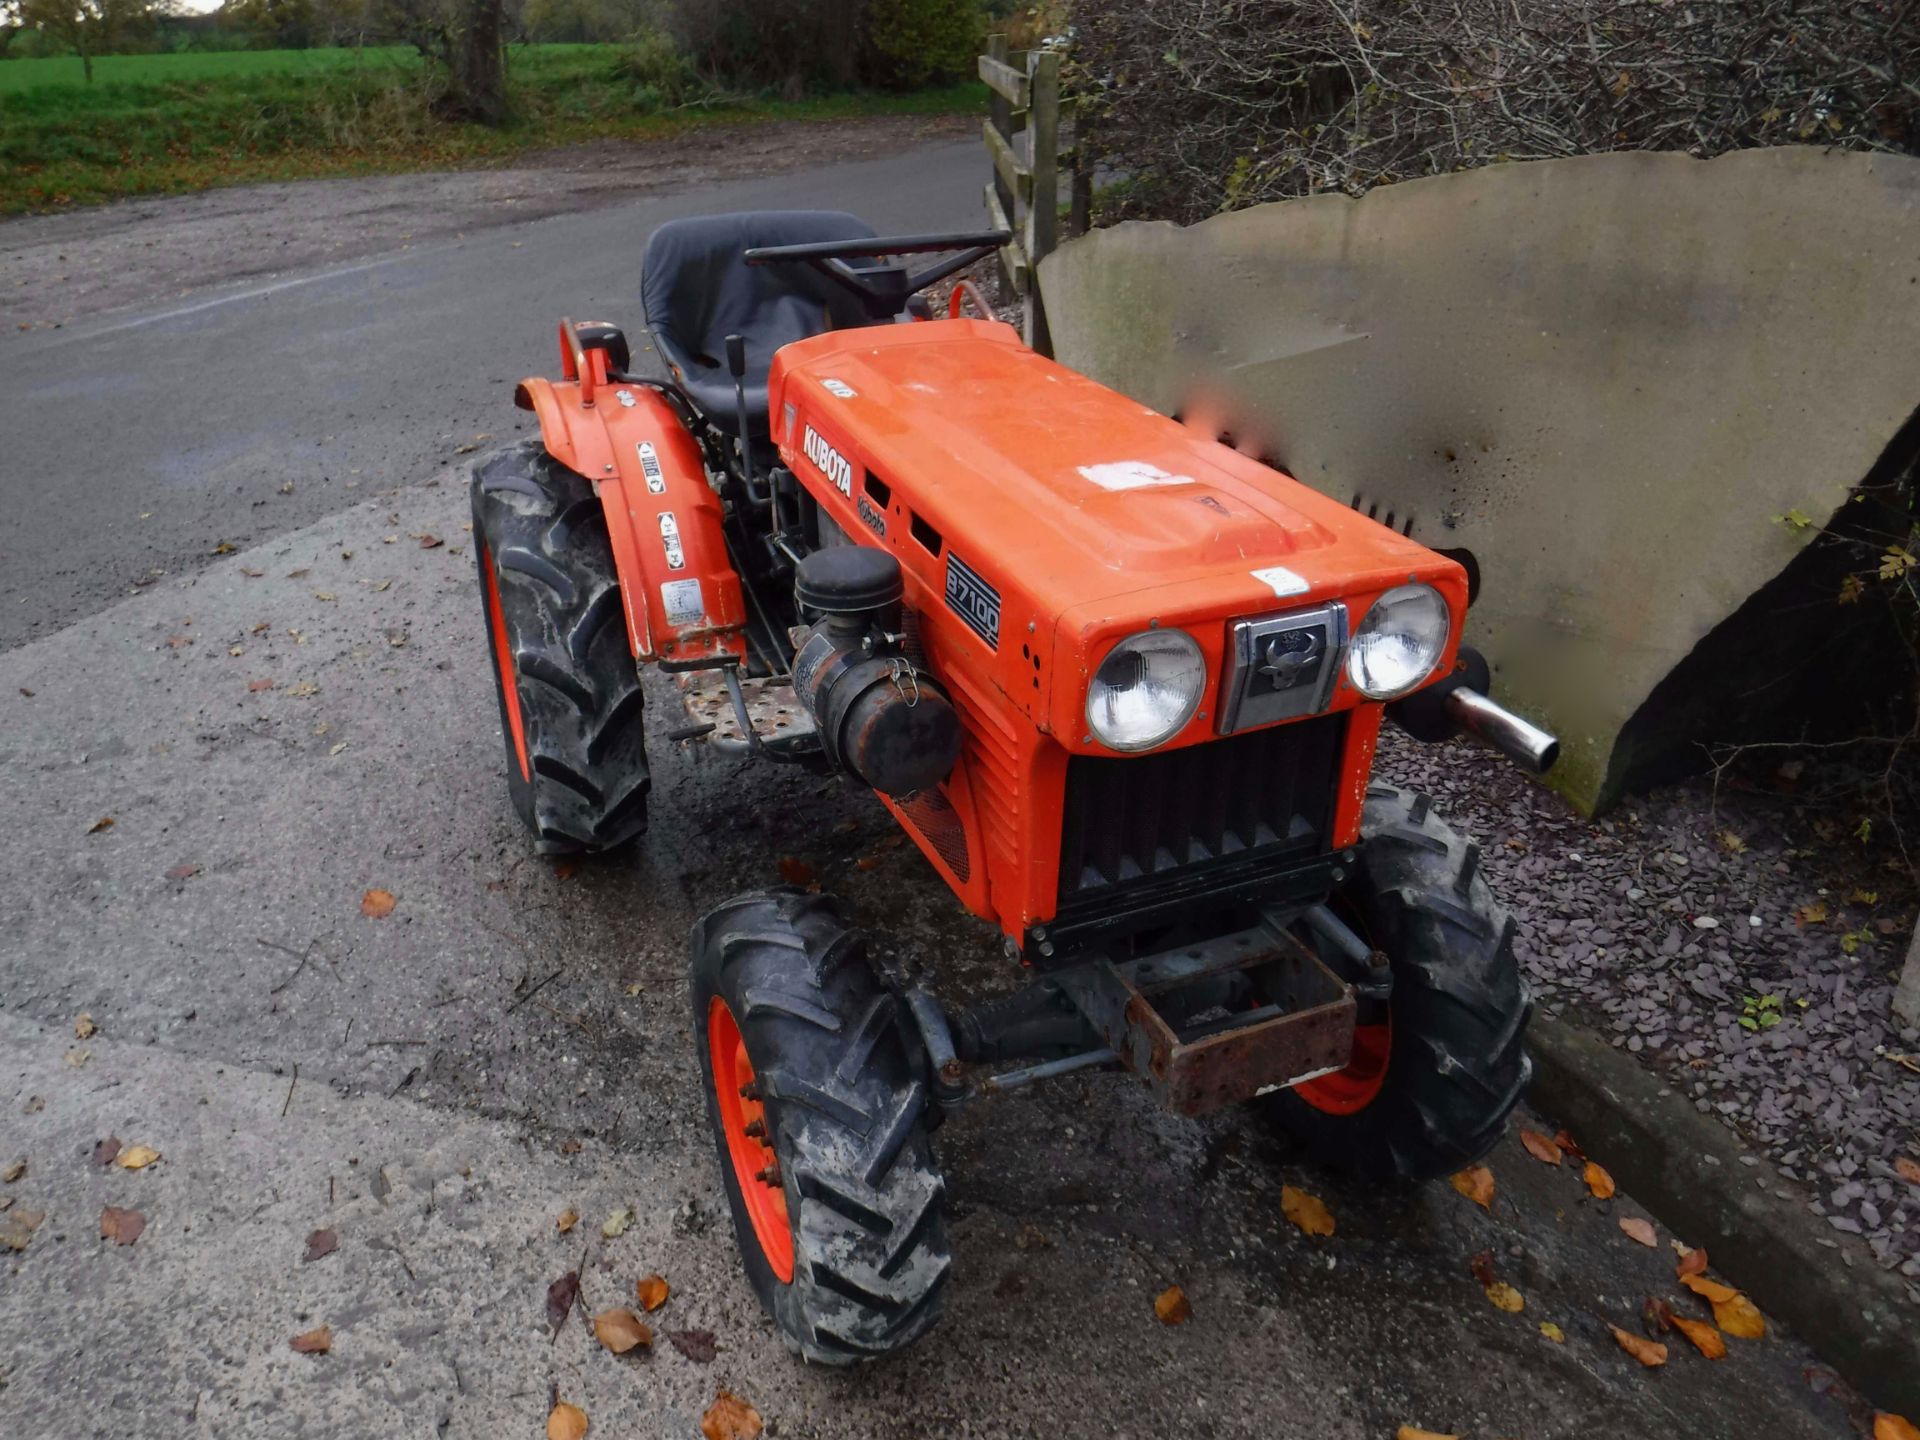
0, 45, 985, 214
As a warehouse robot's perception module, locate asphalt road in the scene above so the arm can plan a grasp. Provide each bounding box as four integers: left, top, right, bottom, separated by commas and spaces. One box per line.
0, 137, 1875, 1438
0, 136, 984, 654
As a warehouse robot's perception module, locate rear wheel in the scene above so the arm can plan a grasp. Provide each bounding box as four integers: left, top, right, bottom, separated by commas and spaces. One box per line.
470, 440, 649, 853
1269, 785, 1531, 1181
691, 889, 950, 1364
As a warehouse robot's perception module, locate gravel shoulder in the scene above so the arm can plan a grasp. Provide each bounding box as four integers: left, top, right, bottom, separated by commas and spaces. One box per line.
0, 113, 970, 332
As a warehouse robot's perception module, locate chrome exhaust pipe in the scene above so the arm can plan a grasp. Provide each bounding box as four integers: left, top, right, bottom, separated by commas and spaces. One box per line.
1444, 687, 1560, 774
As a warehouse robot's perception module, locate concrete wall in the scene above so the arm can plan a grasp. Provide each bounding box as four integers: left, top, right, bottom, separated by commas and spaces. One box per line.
1039, 149, 1920, 813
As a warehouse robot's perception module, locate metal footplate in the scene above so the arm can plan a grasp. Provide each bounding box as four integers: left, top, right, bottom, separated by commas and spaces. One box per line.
675, 671, 817, 756
1051, 910, 1356, 1116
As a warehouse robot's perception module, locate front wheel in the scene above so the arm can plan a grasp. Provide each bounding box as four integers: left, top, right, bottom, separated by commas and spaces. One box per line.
690, 889, 950, 1364
1267, 785, 1532, 1181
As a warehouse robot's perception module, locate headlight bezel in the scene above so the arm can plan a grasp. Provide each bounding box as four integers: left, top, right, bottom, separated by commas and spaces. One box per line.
1346, 582, 1451, 700
1084, 626, 1207, 752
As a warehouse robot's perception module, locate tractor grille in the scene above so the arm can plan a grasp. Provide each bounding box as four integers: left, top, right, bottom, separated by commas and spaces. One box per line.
1057, 713, 1344, 903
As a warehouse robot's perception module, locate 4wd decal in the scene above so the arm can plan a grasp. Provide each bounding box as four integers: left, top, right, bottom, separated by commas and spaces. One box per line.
802, 424, 855, 496
636, 441, 665, 494
945, 553, 1000, 650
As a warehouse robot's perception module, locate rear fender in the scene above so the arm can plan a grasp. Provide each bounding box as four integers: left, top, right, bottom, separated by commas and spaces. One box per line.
515, 374, 746, 665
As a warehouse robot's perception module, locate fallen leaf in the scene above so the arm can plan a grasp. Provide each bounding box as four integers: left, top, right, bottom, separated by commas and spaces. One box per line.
1713, 1291, 1766, 1340
1583, 1160, 1616, 1199
248, 678, 274, 693
100, 1206, 145, 1246
1449, 1165, 1494, 1209
636, 1274, 670, 1311
64, 1047, 90, 1068
556, 1208, 578, 1234
2, 1159, 23, 1183
312, 591, 337, 602
547, 1400, 588, 1440
1619, 1216, 1657, 1247
602, 1207, 633, 1239
1797, 900, 1830, 927
87, 816, 115, 834
1153, 1284, 1192, 1325
552, 857, 579, 881
287, 681, 318, 697
1673, 1315, 1727, 1358
1484, 1281, 1525, 1313
417, 535, 444, 550
212, 541, 236, 555
593, 1307, 652, 1354
74, 1013, 96, 1039
92, 1137, 120, 1166
117, 1145, 160, 1170
1675, 1245, 1709, 1278
776, 856, 815, 886
1895, 1157, 1920, 1187
166, 863, 202, 881
547, 1270, 581, 1336
700, 1390, 763, 1440
360, 889, 397, 918
1281, 1184, 1335, 1236
1610, 1325, 1668, 1367
1554, 1129, 1588, 1161
1643, 1296, 1675, 1333
1519, 1129, 1563, 1165
1539, 1321, 1565, 1344
290, 1325, 332, 1354
240, 566, 264, 578
1875, 1415, 1920, 1440
1679, 1273, 1739, 1304
1396, 1429, 1460, 1440
304, 1228, 338, 1263
667, 1328, 718, 1363
1468, 1249, 1497, 1287
0, 1207, 45, 1251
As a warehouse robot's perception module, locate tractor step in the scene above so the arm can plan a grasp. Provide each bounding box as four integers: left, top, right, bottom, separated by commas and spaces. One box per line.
675, 671, 817, 756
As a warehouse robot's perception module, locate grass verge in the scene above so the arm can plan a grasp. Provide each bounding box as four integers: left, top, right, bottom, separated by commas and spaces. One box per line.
0, 46, 985, 215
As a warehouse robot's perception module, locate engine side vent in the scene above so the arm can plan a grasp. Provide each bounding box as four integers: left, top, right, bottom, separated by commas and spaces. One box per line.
1057, 714, 1344, 902
896, 787, 970, 883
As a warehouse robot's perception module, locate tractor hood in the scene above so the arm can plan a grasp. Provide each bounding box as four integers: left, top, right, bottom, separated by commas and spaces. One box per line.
768, 319, 1452, 624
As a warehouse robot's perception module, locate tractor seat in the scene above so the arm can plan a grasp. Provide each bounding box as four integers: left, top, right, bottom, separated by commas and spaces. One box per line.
641, 210, 881, 435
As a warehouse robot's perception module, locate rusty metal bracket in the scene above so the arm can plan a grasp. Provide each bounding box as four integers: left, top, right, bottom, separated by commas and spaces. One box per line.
1050, 910, 1356, 1116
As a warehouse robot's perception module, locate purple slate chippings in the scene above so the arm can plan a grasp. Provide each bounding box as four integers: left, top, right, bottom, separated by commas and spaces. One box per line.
1373, 730, 1920, 1299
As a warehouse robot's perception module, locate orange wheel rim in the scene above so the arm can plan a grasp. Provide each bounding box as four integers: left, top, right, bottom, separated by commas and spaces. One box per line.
707, 997, 794, 1283
1295, 1017, 1392, 1115
480, 542, 531, 783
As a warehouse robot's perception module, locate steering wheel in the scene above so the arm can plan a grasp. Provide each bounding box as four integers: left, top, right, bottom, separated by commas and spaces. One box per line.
742, 230, 1011, 322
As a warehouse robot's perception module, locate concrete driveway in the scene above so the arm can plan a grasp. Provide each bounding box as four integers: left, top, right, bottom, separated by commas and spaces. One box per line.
0, 135, 1869, 1439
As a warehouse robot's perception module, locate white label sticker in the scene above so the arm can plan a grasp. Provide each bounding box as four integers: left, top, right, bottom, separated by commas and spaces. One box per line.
615, 389, 637, 408
1078, 460, 1195, 491
660, 578, 705, 626
821, 378, 857, 399
1251, 566, 1310, 598
636, 441, 665, 494
659, 511, 685, 570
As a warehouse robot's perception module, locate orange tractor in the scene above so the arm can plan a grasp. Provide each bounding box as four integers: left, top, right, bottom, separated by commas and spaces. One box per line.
471, 212, 1558, 1362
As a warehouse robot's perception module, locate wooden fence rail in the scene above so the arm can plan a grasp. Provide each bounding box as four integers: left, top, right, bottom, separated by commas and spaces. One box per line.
979, 37, 1087, 354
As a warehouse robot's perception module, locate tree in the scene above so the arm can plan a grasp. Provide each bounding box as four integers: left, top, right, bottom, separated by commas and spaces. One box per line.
17, 0, 158, 82
371, 0, 506, 124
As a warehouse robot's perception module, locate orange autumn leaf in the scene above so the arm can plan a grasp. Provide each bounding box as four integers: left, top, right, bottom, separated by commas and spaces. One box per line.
1712, 1292, 1766, 1340
1584, 1160, 1616, 1199
1281, 1185, 1335, 1237
636, 1274, 671, 1312
700, 1390, 763, 1440
592, 1308, 652, 1355
776, 856, 815, 887
1675, 1245, 1709, 1278
1153, 1285, 1192, 1325
1679, 1272, 1739, 1304
1875, 1415, 1920, 1440
1610, 1325, 1668, 1367
1449, 1165, 1494, 1209
1519, 1129, 1563, 1166
556, 1208, 578, 1234
1894, 1156, 1920, 1187
360, 888, 397, 918
289, 1325, 332, 1355
1671, 1315, 1727, 1359
1618, 1216, 1657, 1247
547, 1401, 589, 1440
1483, 1282, 1525, 1313
1396, 1429, 1461, 1440
1554, 1128, 1588, 1161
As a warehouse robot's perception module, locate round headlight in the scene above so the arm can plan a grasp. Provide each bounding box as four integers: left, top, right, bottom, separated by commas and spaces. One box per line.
1348, 584, 1450, 699
1086, 629, 1205, 751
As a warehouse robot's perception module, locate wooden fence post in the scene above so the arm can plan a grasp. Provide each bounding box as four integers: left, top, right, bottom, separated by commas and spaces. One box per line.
985, 34, 1017, 298
977, 40, 1065, 354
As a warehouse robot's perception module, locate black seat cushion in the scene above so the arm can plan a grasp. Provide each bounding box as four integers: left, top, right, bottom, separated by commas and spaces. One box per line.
641, 210, 879, 435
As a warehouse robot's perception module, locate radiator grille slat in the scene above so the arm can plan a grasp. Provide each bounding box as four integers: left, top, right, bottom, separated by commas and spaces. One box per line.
1059, 715, 1343, 902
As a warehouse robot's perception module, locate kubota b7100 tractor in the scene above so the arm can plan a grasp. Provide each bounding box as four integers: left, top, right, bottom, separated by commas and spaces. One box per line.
470, 211, 1560, 1363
